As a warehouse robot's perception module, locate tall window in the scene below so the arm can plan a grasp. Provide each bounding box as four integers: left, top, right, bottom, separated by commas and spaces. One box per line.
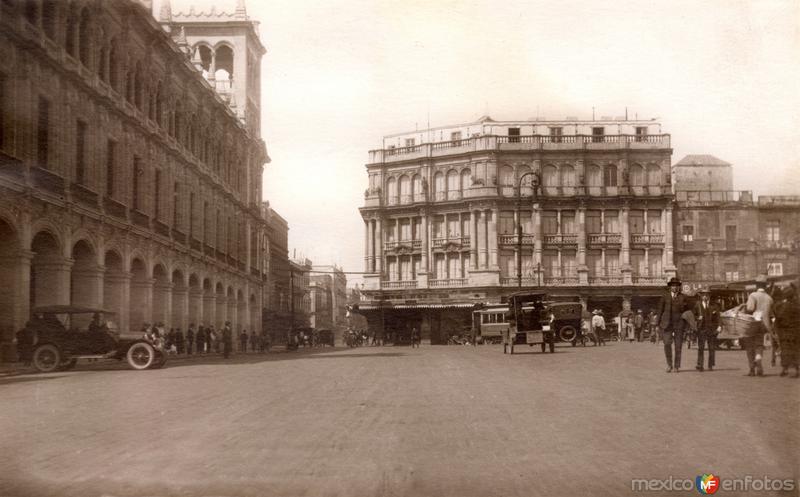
106, 139, 116, 196
450, 131, 462, 142
603, 165, 617, 187
681, 263, 696, 280
591, 126, 604, 143
629, 210, 645, 234
724, 263, 739, 282
203, 202, 209, 241
635, 126, 647, 142
0, 73, 6, 152
189, 193, 195, 237
37, 97, 50, 169
682, 225, 694, 242
605, 211, 620, 233
766, 221, 780, 241
75, 120, 86, 184
561, 212, 576, 234
173, 183, 180, 227
154, 170, 161, 219
549, 127, 563, 143
132, 156, 141, 210
586, 211, 602, 233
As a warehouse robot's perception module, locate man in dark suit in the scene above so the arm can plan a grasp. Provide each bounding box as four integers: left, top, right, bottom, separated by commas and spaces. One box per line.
694, 288, 719, 372
658, 277, 689, 372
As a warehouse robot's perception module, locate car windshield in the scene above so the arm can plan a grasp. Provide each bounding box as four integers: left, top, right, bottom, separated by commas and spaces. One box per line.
32, 310, 117, 333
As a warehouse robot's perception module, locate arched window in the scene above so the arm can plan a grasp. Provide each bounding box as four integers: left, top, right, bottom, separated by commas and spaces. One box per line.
96, 43, 108, 81
433, 172, 445, 201
603, 164, 618, 187
42, 0, 57, 40
460, 169, 471, 193
646, 164, 661, 185
630, 164, 645, 186
386, 177, 397, 205
586, 165, 601, 186
542, 165, 558, 195
446, 170, 459, 199
78, 8, 91, 68
561, 165, 576, 186
412, 174, 422, 201
398, 175, 411, 204
65, 5, 79, 58
109, 38, 120, 91
499, 165, 514, 187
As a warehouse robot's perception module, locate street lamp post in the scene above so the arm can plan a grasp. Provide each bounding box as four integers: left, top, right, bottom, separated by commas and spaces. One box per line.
516, 172, 540, 288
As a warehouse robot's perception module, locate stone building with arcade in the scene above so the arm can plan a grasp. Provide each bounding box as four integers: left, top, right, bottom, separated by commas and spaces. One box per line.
0, 0, 282, 360
356, 116, 676, 343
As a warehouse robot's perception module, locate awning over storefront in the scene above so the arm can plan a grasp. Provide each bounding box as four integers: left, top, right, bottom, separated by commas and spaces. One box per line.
351, 303, 477, 312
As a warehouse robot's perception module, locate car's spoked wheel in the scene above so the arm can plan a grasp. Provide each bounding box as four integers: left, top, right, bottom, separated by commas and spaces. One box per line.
33, 344, 61, 373
559, 326, 577, 343
126, 342, 155, 370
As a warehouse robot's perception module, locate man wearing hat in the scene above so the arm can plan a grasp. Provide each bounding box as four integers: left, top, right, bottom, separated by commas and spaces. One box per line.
693, 287, 720, 371
590, 310, 606, 346
633, 309, 644, 342
743, 274, 774, 376
657, 276, 690, 372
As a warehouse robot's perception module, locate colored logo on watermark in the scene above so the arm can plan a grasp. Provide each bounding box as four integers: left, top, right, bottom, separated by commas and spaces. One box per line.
696, 474, 720, 494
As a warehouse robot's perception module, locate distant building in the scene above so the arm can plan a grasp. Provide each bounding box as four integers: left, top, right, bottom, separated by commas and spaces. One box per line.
289, 256, 312, 331
672, 155, 799, 292
309, 276, 332, 330
673, 155, 733, 191
357, 115, 675, 343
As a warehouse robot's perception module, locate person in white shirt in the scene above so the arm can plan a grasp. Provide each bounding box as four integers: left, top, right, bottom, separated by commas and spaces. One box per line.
590, 310, 606, 346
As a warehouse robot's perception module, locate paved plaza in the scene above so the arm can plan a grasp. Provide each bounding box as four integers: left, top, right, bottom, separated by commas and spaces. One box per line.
1, 341, 797, 497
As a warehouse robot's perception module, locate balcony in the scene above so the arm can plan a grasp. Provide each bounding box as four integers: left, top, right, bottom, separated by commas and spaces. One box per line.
588, 233, 622, 245
588, 274, 624, 285
543, 234, 578, 246
381, 280, 418, 290
131, 209, 150, 229
429, 278, 468, 288
499, 234, 535, 245
432, 237, 470, 250
387, 195, 399, 206
543, 275, 580, 286
413, 193, 426, 203
103, 197, 127, 220
154, 220, 170, 238
500, 276, 540, 286
400, 194, 413, 205
758, 195, 800, 208
632, 275, 666, 285
384, 239, 422, 252
368, 134, 671, 164
630, 233, 665, 245
31, 166, 64, 196
71, 182, 98, 207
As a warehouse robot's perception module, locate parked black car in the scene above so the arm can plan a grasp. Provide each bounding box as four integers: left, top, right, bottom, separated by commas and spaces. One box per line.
20, 306, 166, 373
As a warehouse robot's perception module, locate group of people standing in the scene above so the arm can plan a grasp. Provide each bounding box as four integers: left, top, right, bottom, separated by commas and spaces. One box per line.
656, 275, 799, 377
142, 322, 271, 359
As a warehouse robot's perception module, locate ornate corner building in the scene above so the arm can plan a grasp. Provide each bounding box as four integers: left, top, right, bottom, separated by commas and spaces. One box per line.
0, 0, 285, 360
356, 116, 675, 343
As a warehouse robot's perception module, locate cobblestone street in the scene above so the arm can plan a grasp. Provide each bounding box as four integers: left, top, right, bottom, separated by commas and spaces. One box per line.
1, 342, 798, 497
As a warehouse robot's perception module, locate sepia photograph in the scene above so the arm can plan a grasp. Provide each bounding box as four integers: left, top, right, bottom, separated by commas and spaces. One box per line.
0, 0, 798, 496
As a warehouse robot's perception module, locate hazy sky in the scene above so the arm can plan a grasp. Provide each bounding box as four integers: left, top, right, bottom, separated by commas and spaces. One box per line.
164, 0, 800, 285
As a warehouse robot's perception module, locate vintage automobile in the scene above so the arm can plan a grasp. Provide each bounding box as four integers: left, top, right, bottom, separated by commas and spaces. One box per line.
507, 291, 583, 354
22, 306, 167, 373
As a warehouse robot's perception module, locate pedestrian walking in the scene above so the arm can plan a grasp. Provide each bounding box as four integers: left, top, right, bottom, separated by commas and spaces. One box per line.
411, 327, 420, 348
590, 310, 606, 346
649, 310, 659, 343
262, 330, 271, 353
196, 325, 205, 354
504, 319, 517, 354
623, 316, 635, 342
774, 281, 799, 378
186, 324, 195, 355
15, 326, 33, 366
633, 310, 644, 342
743, 275, 775, 377
657, 277, 689, 373
240, 329, 248, 353
222, 321, 233, 359
693, 288, 719, 372
249, 330, 257, 352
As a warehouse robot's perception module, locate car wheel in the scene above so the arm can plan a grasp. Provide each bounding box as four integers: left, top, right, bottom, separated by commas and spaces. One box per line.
33, 344, 61, 373
559, 326, 577, 343
126, 342, 155, 370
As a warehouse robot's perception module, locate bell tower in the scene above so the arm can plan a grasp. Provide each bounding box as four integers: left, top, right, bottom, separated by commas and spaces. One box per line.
158, 0, 266, 138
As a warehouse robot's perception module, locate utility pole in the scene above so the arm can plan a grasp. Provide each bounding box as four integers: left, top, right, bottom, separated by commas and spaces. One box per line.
517, 171, 540, 288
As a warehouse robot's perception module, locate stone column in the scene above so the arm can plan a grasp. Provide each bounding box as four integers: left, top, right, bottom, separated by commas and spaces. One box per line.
489, 208, 499, 268
203, 293, 216, 328
470, 210, 478, 269
478, 210, 488, 269
664, 205, 676, 277
188, 287, 203, 329
171, 287, 189, 332
375, 218, 383, 275
577, 205, 588, 285
364, 219, 371, 273
621, 203, 632, 284
0, 251, 33, 361
153, 282, 172, 327
71, 265, 104, 309
532, 202, 542, 266
32, 257, 73, 307
394, 218, 400, 244
421, 213, 429, 273
129, 278, 154, 332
